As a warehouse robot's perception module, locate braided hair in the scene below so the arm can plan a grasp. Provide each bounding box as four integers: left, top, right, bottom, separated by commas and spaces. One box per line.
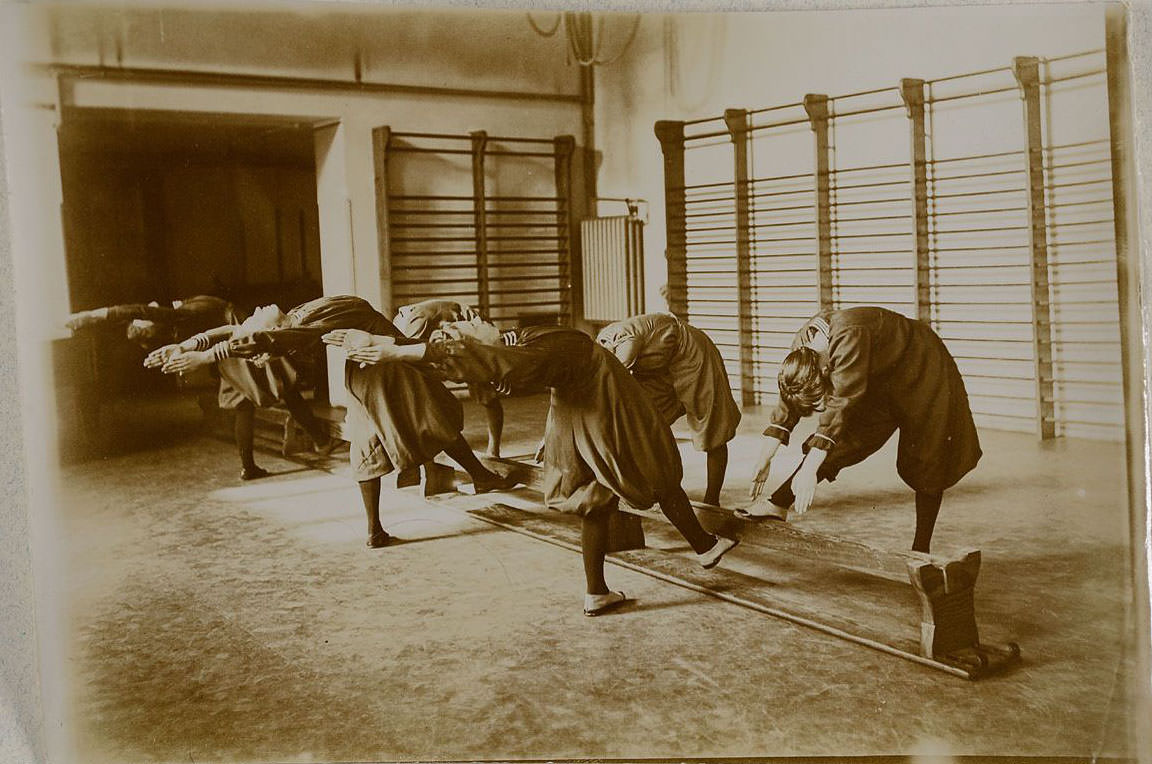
778, 346, 829, 417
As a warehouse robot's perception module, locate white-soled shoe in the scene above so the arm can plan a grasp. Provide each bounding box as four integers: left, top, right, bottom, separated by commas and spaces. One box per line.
697, 536, 740, 569
735, 496, 790, 521
583, 590, 628, 617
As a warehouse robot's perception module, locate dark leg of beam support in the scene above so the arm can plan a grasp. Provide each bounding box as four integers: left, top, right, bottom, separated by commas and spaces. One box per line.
605, 512, 646, 553
907, 552, 1021, 678
422, 461, 458, 496
395, 465, 422, 489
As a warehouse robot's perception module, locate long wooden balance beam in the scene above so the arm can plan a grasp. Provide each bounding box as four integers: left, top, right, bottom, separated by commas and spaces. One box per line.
424, 454, 1021, 680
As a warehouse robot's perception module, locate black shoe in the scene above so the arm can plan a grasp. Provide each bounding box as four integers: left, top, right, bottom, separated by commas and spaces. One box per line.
367, 530, 394, 548
240, 466, 270, 481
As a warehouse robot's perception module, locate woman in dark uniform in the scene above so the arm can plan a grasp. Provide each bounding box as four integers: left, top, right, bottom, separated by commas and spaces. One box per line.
325, 320, 740, 615
67, 296, 332, 480
596, 313, 741, 506
747, 306, 981, 553
158, 296, 515, 548
394, 299, 504, 458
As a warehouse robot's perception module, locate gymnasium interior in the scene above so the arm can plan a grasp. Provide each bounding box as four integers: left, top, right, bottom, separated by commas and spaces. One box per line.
1, 2, 1148, 762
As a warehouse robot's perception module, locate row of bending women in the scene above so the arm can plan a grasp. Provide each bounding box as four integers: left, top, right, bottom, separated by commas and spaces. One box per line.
147, 295, 740, 616
66, 296, 335, 480
71, 293, 982, 615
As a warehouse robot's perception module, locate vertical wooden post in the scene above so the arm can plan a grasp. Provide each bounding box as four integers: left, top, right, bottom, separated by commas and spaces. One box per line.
900, 78, 932, 323
1105, 7, 1152, 753
554, 135, 579, 325
1012, 56, 1056, 440
804, 94, 834, 311
580, 65, 599, 205
370, 125, 393, 307
470, 131, 490, 318
724, 109, 756, 405
655, 120, 688, 319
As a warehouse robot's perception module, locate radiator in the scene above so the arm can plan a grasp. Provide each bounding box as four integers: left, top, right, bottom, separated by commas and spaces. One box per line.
580, 215, 645, 322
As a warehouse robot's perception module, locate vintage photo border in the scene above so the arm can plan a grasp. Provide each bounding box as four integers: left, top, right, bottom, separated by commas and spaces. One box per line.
0, 0, 1149, 761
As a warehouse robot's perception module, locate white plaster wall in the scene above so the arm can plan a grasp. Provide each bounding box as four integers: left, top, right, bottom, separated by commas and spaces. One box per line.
593, 4, 1108, 311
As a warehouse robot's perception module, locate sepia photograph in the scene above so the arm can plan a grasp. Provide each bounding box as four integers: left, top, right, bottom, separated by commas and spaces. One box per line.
0, 1, 1149, 762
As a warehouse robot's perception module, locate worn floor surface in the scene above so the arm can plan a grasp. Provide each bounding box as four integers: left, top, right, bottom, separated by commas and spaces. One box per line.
50, 392, 1141, 762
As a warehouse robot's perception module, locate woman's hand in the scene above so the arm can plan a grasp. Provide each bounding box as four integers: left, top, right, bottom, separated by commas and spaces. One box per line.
322, 329, 376, 367
791, 448, 827, 516
749, 437, 783, 500
321, 329, 348, 347
65, 309, 105, 332
345, 337, 399, 367
161, 349, 214, 375
342, 328, 373, 349
144, 344, 181, 369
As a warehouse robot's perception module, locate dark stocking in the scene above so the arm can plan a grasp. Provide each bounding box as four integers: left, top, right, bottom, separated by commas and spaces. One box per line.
359, 477, 389, 546
913, 490, 943, 554
657, 486, 716, 554
581, 512, 610, 595
234, 401, 258, 470
441, 434, 503, 486
484, 400, 504, 456
704, 444, 728, 505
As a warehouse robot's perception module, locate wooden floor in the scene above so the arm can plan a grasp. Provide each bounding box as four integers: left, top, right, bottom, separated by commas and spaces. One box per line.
36, 391, 1146, 762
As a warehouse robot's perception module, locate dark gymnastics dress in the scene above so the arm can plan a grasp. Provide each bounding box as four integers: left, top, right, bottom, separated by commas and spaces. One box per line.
764, 306, 982, 494
422, 326, 684, 516
109, 295, 298, 410
597, 312, 741, 452
231, 295, 464, 481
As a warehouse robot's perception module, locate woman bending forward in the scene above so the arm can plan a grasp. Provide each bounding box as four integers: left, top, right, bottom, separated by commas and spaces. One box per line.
749, 306, 981, 553
326, 321, 740, 615
597, 312, 741, 505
